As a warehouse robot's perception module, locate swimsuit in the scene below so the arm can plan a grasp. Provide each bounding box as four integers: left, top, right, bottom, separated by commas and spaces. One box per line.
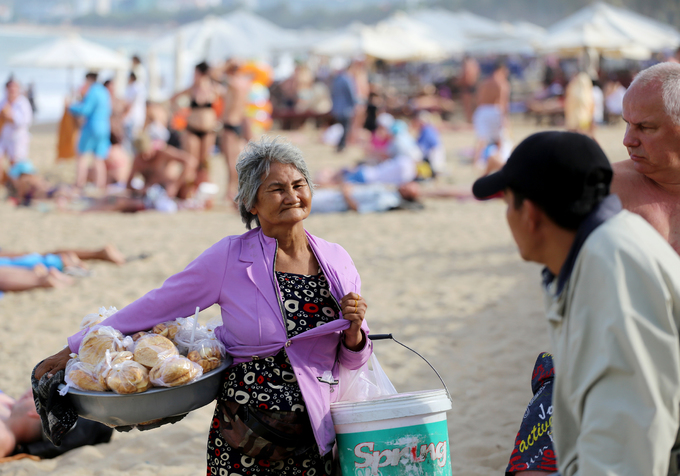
223, 122, 244, 138
186, 99, 217, 138
473, 104, 503, 143
0, 253, 64, 271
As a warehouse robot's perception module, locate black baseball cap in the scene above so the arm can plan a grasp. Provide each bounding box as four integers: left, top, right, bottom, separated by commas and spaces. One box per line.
473, 131, 612, 226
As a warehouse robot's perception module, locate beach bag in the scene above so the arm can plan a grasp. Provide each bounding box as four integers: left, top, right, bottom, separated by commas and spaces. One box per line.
335, 352, 397, 403
216, 401, 316, 461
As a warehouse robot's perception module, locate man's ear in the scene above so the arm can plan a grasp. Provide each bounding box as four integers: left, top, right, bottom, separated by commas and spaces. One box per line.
522, 199, 544, 233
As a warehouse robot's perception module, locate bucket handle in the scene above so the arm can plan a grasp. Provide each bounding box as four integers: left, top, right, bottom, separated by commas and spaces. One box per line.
369, 334, 452, 403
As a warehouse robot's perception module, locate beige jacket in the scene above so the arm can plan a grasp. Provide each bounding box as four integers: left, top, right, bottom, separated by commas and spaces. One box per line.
544, 209, 680, 476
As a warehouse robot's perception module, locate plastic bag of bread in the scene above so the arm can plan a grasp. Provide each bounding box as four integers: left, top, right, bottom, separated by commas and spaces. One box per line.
78, 326, 125, 366
65, 359, 108, 392
80, 306, 118, 330
152, 319, 181, 342
186, 338, 225, 373
173, 318, 210, 355
205, 317, 222, 335
106, 360, 152, 394
133, 334, 179, 369
149, 355, 203, 387
96, 350, 134, 390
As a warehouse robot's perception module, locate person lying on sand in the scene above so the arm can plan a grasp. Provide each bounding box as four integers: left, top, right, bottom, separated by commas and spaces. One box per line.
2, 160, 74, 207
310, 181, 472, 214
0, 388, 112, 460
0, 245, 125, 292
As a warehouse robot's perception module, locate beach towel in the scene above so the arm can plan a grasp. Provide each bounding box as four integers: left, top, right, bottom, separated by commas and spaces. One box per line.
57, 108, 78, 161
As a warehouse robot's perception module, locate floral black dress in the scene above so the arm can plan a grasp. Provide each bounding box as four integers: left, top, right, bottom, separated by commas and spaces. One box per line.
207, 270, 340, 476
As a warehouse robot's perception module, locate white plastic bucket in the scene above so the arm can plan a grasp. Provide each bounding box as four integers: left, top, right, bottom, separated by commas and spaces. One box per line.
331, 389, 452, 476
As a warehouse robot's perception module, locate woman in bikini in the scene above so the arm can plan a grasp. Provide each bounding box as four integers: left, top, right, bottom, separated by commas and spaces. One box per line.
171, 62, 224, 188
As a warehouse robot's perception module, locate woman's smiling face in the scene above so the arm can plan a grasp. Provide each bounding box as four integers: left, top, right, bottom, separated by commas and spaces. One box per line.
250, 161, 312, 231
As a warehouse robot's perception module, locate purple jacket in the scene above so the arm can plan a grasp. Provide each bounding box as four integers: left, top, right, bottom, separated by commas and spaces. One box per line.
68, 227, 372, 454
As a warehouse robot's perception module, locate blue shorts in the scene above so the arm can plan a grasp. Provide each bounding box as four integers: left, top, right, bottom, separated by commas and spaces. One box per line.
0, 253, 64, 271
78, 131, 111, 159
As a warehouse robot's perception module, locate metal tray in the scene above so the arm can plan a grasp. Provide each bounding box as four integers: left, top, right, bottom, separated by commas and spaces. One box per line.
61, 358, 231, 427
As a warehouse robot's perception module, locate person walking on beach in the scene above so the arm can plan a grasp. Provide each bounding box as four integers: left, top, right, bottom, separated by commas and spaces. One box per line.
122, 72, 146, 154
459, 54, 480, 123
0, 78, 33, 172
472, 60, 509, 167
35, 136, 371, 476
68, 72, 111, 191
330, 62, 358, 153
474, 131, 680, 476
220, 59, 251, 202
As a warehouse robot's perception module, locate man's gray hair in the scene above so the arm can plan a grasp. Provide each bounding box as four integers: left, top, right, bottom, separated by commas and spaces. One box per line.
630, 62, 680, 125
235, 136, 315, 230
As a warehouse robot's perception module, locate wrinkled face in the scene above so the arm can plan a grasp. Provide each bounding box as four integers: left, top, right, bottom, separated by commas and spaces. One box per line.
250, 162, 311, 230
622, 82, 680, 184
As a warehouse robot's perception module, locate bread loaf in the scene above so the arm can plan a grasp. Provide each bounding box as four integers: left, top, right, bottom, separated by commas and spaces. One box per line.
106, 360, 151, 394
133, 334, 178, 369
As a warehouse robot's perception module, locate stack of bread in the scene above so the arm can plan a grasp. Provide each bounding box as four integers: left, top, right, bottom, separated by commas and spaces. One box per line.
65, 313, 226, 395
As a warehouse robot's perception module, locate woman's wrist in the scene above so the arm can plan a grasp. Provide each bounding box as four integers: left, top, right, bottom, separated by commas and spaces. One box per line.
343, 328, 365, 351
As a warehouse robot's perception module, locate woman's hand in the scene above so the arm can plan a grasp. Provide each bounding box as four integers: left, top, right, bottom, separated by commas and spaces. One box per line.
340, 293, 367, 351
34, 347, 72, 380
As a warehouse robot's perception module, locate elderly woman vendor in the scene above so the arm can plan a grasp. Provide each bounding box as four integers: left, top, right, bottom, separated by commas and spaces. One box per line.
35, 137, 372, 475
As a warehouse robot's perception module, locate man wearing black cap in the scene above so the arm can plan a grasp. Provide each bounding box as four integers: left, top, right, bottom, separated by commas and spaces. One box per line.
474, 131, 680, 476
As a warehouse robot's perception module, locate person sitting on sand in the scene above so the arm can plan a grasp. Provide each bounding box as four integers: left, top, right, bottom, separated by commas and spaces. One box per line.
0, 388, 112, 460
127, 131, 197, 200
317, 114, 423, 187
411, 111, 446, 178
474, 131, 680, 476
2, 160, 76, 208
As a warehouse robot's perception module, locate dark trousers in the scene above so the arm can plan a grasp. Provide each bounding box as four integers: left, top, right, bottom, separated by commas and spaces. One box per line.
335, 115, 353, 152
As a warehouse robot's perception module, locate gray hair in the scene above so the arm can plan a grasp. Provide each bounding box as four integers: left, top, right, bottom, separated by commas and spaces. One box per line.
235, 136, 315, 230
629, 62, 680, 125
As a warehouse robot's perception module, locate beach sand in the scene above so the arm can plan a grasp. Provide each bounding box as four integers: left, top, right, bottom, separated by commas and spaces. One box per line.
0, 117, 629, 475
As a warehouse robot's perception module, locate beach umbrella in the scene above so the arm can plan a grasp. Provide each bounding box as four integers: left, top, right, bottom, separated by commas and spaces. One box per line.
8, 34, 129, 71
379, 11, 465, 56
465, 22, 546, 56
313, 21, 446, 62
409, 9, 506, 42
539, 2, 680, 59
152, 10, 320, 67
